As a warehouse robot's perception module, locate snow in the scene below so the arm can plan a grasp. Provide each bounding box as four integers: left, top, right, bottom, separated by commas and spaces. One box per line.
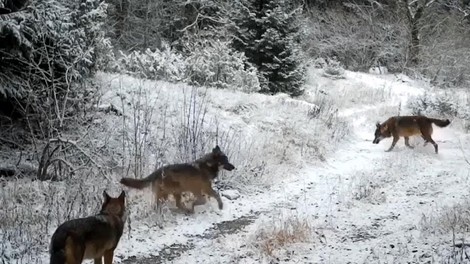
221, 189, 241, 200
161, 71, 470, 264
2, 67, 469, 264
110, 68, 468, 263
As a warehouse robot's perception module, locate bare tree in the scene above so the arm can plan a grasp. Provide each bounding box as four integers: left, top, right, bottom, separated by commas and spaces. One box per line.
401, 0, 435, 67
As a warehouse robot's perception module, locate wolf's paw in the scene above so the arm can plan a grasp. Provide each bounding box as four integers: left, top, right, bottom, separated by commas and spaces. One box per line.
185, 209, 195, 215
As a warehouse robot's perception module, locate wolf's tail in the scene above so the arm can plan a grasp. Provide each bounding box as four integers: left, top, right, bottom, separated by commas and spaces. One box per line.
429, 118, 451, 128
50, 249, 66, 264
50, 230, 67, 264
120, 170, 159, 190
50, 231, 82, 264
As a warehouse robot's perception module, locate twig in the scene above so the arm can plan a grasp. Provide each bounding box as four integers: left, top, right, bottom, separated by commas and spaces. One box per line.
458, 138, 470, 166
42, 137, 111, 181
0, 136, 21, 148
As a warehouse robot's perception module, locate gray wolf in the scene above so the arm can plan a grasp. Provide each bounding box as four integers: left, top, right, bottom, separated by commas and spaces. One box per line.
49, 190, 126, 264
120, 145, 235, 214
373, 115, 450, 154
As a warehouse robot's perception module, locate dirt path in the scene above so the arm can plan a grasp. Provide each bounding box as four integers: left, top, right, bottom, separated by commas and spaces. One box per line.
120, 213, 262, 263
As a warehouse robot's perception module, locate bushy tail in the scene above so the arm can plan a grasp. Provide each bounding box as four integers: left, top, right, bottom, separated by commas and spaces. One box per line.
120, 171, 159, 189
50, 232, 79, 264
50, 231, 67, 264
120, 178, 151, 189
50, 250, 66, 264
429, 118, 451, 127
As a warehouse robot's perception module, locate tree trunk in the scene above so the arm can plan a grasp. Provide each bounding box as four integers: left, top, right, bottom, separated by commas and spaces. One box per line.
115, 0, 129, 41
403, 0, 427, 67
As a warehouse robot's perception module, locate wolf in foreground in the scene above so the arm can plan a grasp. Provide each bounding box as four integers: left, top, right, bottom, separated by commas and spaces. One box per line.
49, 190, 126, 264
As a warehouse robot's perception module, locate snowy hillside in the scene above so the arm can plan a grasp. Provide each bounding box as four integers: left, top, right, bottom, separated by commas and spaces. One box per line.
108, 69, 470, 264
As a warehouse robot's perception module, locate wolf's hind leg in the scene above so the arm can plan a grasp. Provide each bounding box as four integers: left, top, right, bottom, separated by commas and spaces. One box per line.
103, 249, 114, 264
421, 136, 428, 146
421, 129, 438, 154
404, 137, 414, 149
191, 191, 207, 212
174, 193, 193, 214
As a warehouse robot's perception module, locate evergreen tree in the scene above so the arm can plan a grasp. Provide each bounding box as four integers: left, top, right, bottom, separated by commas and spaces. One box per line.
232, 0, 305, 96
0, 0, 110, 135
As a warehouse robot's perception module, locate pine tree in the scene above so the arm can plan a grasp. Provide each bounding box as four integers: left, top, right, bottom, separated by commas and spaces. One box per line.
232, 0, 305, 96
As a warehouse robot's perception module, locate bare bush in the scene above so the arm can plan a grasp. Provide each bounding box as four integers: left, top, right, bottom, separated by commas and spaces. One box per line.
419, 201, 470, 237
112, 39, 260, 93
322, 58, 345, 79
303, 4, 407, 72
112, 46, 186, 83
349, 171, 386, 205
252, 214, 314, 258
419, 5, 470, 87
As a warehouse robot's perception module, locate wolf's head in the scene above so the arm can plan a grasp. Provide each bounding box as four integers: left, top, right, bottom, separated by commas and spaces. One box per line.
101, 190, 126, 220
210, 145, 235, 171
372, 122, 391, 144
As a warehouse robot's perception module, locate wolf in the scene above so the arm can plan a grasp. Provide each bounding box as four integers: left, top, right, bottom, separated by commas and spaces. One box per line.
120, 145, 235, 214
373, 115, 450, 154
49, 190, 126, 264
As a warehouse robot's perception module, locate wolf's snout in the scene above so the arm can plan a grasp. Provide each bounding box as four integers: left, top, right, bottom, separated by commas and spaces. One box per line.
372, 138, 380, 144
224, 163, 235, 171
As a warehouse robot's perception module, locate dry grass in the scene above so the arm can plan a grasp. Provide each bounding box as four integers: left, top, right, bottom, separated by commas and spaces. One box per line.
419, 200, 470, 237
348, 171, 387, 205
253, 215, 313, 258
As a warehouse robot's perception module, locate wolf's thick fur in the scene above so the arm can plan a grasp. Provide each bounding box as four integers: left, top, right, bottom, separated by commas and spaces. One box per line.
373, 115, 451, 154
120, 145, 235, 214
49, 191, 126, 264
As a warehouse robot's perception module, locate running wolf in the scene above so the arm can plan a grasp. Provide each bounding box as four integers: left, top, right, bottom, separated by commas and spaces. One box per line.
120, 145, 235, 214
49, 190, 126, 264
373, 115, 450, 154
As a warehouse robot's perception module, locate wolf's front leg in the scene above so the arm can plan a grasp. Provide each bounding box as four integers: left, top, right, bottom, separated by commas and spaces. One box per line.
207, 188, 224, 210
385, 137, 399, 152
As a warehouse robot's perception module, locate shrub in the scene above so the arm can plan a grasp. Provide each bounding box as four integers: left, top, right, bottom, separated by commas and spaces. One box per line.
184, 39, 260, 93
113, 45, 186, 83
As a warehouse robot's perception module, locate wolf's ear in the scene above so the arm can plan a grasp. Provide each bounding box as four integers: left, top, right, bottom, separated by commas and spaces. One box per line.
118, 190, 126, 201
103, 190, 111, 202
213, 145, 221, 153
376, 122, 380, 128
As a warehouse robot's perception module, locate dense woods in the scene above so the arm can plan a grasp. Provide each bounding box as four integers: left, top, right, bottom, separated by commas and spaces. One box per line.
0, 0, 469, 140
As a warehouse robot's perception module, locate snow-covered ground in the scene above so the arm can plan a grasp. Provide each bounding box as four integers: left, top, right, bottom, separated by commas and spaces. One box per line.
1, 67, 469, 264
111, 70, 469, 263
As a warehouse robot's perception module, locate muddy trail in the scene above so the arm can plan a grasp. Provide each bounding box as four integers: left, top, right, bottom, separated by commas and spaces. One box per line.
120, 213, 261, 263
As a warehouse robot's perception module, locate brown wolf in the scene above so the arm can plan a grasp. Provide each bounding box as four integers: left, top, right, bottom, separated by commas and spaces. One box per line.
49, 190, 126, 264
120, 145, 235, 214
373, 115, 450, 154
